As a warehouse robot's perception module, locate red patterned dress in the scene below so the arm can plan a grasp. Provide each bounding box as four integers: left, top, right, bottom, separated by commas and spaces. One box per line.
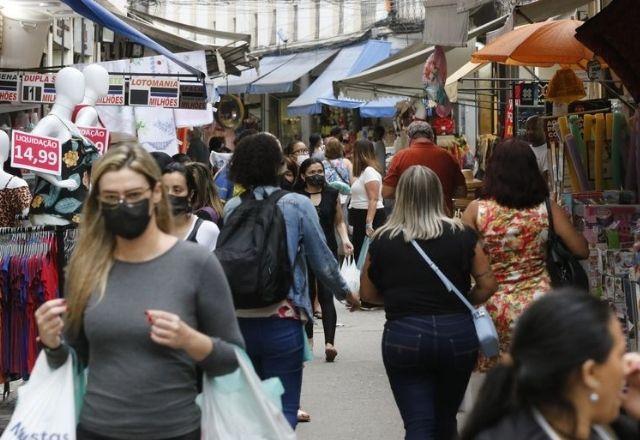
476, 199, 551, 371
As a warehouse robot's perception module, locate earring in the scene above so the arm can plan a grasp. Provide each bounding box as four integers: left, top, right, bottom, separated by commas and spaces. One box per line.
589, 392, 600, 403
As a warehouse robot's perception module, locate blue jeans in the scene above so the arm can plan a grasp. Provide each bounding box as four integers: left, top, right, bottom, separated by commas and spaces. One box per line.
382, 314, 478, 440
238, 317, 304, 429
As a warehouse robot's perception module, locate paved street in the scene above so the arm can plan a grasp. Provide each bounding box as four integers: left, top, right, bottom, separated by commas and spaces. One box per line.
297, 304, 405, 440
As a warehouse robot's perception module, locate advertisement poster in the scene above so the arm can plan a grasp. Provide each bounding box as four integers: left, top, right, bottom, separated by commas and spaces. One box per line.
0, 72, 20, 102
78, 126, 109, 155
11, 130, 62, 175
129, 76, 179, 108
97, 77, 125, 106
21, 73, 56, 103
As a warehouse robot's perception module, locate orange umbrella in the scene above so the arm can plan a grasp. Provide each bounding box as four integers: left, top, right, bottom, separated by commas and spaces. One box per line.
471, 20, 597, 69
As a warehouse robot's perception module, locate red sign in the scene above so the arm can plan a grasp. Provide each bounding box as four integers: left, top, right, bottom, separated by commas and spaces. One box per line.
11, 130, 61, 175
78, 126, 109, 155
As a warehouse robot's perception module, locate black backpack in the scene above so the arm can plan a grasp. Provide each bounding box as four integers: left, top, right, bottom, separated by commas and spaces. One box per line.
215, 189, 292, 309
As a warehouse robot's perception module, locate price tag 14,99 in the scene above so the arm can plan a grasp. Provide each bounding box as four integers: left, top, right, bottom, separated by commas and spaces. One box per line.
11, 130, 62, 176
77, 126, 109, 155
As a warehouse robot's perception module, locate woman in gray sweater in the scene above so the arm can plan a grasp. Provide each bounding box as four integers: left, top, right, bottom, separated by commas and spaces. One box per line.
35, 144, 244, 440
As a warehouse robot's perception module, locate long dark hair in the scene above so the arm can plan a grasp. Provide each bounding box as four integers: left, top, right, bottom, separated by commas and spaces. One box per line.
461, 290, 614, 439
352, 139, 381, 177
482, 138, 549, 209
293, 157, 325, 192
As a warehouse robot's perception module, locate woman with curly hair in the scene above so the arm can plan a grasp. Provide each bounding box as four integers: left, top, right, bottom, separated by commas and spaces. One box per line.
223, 132, 359, 429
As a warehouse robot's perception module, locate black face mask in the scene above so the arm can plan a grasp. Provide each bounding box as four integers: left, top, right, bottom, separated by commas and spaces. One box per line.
280, 177, 294, 191
102, 199, 152, 240
168, 194, 190, 215
307, 174, 325, 187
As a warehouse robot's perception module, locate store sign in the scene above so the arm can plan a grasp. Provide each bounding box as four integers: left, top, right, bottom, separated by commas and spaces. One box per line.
21, 73, 56, 103
587, 59, 603, 81
129, 76, 179, 108
11, 130, 61, 175
519, 82, 547, 107
78, 126, 109, 155
97, 77, 125, 106
179, 83, 208, 110
0, 72, 20, 102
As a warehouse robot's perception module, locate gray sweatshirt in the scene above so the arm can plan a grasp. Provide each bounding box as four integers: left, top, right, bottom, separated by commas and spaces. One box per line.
46, 241, 245, 439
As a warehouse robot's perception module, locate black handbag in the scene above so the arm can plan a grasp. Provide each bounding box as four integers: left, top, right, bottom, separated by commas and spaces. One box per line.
545, 199, 589, 290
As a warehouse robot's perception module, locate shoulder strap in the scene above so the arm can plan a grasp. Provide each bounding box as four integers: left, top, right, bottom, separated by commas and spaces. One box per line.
410, 240, 475, 313
545, 198, 557, 238
328, 160, 349, 184
186, 217, 204, 242
267, 189, 289, 204
3, 176, 13, 190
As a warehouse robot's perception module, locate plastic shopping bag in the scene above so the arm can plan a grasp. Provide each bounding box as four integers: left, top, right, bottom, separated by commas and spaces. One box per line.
357, 237, 371, 271
1, 351, 76, 440
340, 256, 360, 293
200, 347, 295, 440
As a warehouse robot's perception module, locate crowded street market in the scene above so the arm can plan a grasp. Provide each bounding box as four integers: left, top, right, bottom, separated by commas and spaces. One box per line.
0, 0, 638, 439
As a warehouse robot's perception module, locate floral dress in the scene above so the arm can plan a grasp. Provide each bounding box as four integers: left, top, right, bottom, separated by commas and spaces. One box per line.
30, 136, 99, 224
476, 199, 551, 371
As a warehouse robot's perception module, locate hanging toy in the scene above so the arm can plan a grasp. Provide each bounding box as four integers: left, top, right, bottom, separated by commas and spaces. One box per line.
423, 46, 452, 118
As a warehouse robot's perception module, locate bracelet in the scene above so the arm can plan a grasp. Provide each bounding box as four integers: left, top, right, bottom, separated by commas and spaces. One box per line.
366, 223, 373, 228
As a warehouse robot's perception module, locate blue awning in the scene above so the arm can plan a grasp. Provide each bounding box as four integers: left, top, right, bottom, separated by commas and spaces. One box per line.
360, 97, 405, 118
248, 49, 337, 94
288, 40, 392, 116
61, 0, 202, 78
216, 55, 296, 95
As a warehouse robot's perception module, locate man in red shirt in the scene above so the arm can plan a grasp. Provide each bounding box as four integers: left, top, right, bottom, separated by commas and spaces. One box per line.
383, 121, 466, 215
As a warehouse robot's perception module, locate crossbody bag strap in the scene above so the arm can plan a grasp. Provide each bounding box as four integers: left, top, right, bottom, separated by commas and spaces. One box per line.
545, 198, 557, 239
328, 160, 349, 184
410, 240, 475, 313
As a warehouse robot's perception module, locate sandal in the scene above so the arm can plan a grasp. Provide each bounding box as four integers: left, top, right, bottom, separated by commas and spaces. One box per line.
297, 409, 311, 423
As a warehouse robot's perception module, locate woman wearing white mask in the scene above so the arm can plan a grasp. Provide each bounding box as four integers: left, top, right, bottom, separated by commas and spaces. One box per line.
285, 140, 310, 166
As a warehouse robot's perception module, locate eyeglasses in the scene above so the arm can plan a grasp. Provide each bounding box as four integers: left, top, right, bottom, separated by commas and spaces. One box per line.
98, 188, 151, 208
292, 148, 310, 156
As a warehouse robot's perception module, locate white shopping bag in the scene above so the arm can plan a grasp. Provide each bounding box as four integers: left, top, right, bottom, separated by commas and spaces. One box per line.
1, 351, 76, 440
200, 347, 295, 440
340, 256, 360, 293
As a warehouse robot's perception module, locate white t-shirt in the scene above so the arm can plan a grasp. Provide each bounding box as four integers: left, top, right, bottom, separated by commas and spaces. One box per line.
349, 166, 384, 210
184, 216, 220, 252
530, 143, 549, 173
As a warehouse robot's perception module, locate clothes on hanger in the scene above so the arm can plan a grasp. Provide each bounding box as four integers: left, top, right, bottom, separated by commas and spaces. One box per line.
0, 226, 77, 381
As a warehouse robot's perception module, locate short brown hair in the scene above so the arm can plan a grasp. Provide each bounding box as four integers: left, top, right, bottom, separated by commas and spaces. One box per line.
324, 137, 343, 160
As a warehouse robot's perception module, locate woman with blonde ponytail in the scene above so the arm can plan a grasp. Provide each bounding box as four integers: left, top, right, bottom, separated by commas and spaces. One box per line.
35, 144, 244, 440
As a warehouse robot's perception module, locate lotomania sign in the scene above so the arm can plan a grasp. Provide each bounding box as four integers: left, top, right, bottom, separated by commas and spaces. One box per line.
129, 76, 179, 108
5, 422, 71, 440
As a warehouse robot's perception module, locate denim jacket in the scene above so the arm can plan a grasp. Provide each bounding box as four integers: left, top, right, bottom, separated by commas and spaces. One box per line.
224, 186, 351, 319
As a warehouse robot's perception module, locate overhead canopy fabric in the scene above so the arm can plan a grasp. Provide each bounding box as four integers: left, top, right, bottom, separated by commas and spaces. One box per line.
360, 97, 405, 118
334, 0, 591, 100
445, 61, 488, 102
249, 49, 337, 94
216, 55, 296, 95
575, 0, 640, 102
471, 20, 596, 69
288, 40, 392, 116
61, 0, 202, 77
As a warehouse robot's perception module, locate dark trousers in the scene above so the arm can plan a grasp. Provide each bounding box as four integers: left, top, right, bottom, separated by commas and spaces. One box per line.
349, 207, 386, 262
304, 270, 337, 344
382, 314, 478, 440
238, 317, 304, 430
77, 425, 200, 440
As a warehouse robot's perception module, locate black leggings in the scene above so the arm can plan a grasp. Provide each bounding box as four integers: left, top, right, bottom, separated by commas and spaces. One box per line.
349, 208, 386, 262
304, 270, 337, 345
77, 425, 200, 440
